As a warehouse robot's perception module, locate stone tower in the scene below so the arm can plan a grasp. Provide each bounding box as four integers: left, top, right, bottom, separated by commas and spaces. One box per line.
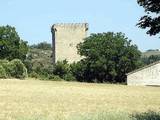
51, 23, 88, 63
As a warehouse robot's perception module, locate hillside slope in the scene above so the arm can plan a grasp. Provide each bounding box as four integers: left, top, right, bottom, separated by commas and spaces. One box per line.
28, 48, 53, 69
142, 50, 160, 57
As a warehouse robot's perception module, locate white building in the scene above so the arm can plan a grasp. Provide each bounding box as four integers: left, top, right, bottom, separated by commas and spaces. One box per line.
127, 61, 160, 86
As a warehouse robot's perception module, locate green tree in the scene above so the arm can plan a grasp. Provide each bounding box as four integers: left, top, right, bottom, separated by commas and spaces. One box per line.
137, 0, 160, 36
141, 55, 160, 65
0, 59, 28, 79
0, 25, 28, 61
76, 32, 142, 83
0, 65, 7, 78
30, 41, 52, 50
53, 60, 70, 78
9, 59, 28, 79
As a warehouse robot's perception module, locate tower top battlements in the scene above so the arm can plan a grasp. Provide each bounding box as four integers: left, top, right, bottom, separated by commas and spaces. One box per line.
51, 23, 88, 32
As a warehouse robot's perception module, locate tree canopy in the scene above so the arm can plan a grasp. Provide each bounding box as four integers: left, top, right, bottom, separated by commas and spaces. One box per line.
30, 42, 52, 50
73, 32, 142, 83
0, 25, 28, 61
141, 55, 160, 65
137, 0, 160, 36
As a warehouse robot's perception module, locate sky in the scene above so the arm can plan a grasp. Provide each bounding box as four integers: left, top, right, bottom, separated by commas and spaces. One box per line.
0, 0, 159, 51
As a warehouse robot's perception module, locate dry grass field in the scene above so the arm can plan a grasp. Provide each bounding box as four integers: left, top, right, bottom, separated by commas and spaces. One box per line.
0, 79, 160, 120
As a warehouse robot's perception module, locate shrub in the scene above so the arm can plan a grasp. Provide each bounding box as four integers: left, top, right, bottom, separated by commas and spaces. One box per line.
29, 71, 63, 81
0, 65, 7, 78
132, 111, 160, 120
48, 75, 63, 81
29, 71, 39, 79
0, 59, 12, 77
0, 59, 9, 66
10, 59, 28, 79
23, 60, 33, 74
31, 60, 54, 79
53, 60, 70, 78
63, 73, 76, 81
70, 61, 87, 82
0, 59, 28, 79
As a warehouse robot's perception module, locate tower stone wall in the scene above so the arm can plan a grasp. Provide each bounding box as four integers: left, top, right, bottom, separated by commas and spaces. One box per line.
51, 23, 88, 63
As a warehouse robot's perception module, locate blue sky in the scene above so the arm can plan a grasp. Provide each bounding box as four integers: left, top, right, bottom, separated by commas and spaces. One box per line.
0, 0, 159, 51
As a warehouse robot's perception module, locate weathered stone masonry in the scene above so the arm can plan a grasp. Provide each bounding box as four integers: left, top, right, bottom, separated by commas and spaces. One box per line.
51, 23, 88, 63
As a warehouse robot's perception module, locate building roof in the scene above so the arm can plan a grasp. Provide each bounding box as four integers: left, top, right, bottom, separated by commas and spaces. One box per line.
127, 60, 160, 75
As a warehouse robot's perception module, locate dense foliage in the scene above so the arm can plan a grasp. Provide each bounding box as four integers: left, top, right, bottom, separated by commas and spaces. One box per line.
141, 55, 160, 65
53, 60, 76, 81
53, 60, 70, 78
9, 59, 28, 79
132, 111, 160, 120
0, 59, 27, 79
74, 32, 142, 83
0, 26, 147, 83
137, 0, 160, 36
30, 42, 52, 50
0, 25, 28, 61
0, 65, 7, 78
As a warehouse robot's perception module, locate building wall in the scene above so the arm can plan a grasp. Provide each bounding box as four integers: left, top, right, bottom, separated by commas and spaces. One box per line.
52, 23, 88, 63
127, 63, 160, 86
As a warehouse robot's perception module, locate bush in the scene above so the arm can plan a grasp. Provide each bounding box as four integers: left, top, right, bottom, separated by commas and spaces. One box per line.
0, 59, 14, 77
53, 60, 70, 78
23, 60, 33, 74
70, 61, 88, 82
30, 60, 54, 79
29, 71, 40, 79
132, 111, 160, 120
0, 59, 9, 66
29, 71, 63, 81
9, 59, 28, 79
0, 65, 7, 78
63, 73, 76, 81
48, 75, 63, 81
27, 59, 77, 82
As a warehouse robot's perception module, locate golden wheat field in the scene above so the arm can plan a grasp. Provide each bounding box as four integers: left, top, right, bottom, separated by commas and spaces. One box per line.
0, 79, 160, 120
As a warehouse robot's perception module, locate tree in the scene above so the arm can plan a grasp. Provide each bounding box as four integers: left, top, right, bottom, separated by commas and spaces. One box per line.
137, 0, 160, 36
30, 41, 52, 50
75, 32, 142, 83
53, 60, 70, 78
0, 25, 28, 61
141, 55, 160, 65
